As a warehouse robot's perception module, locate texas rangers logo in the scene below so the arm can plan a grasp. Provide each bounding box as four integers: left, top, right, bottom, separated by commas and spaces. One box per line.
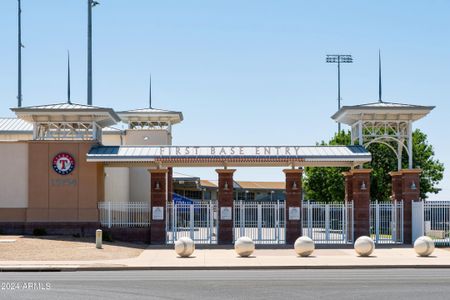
52, 153, 75, 175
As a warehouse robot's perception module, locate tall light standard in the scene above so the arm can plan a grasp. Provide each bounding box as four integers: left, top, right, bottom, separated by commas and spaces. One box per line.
326, 54, 353, 132
87, 0, 99, 105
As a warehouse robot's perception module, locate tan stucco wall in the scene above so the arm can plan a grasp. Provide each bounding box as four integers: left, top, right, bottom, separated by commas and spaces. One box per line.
101, 134, 122, 146
0, 142, 28, 208
124, 130, 171, 146
129, 168, 150, 202
0, 134, 32, 141
105, 167, 130, 202
27, 141, 104, 222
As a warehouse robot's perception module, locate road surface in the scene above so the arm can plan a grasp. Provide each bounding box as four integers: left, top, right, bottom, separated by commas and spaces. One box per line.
0, 268, 449, 299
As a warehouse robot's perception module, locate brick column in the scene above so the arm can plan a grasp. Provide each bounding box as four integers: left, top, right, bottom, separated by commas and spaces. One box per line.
390, 169, 421, 244
149, 169, 168, 244
350, 169, 371, 240
390, 171, 403, 202
283, 169, 303, 244
342, 171, 354, 242
216, 169, 235, 245
167, 167, 173, 202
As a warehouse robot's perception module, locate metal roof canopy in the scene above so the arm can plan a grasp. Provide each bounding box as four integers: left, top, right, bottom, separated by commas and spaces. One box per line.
87, 145, 371, 168
11, 102, 120, 127
10, 102, 121, 141
331, 101, 434, 170
331, 101, 434, 124
117, 108, 183, 125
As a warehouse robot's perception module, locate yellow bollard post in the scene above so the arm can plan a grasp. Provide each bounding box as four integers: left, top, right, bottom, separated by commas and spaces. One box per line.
96, 229, 102, 249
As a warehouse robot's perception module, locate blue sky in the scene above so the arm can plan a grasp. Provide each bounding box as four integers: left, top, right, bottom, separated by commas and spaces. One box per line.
0, 1, 449, 200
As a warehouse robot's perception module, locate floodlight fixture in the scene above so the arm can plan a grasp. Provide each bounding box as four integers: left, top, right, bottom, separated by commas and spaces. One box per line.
326, 54, 354, 132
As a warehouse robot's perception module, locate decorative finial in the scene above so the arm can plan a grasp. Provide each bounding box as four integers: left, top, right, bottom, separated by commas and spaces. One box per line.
67, 50, 71, 104
378, 49, 382, 103
149, 73, 152, 109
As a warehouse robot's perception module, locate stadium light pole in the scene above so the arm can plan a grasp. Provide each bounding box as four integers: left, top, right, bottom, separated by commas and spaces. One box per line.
326, 54, 353, 132
87, 0, 99, 106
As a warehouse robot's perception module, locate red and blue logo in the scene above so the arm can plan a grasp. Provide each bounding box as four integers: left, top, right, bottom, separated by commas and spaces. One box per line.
52, 153, 75, 175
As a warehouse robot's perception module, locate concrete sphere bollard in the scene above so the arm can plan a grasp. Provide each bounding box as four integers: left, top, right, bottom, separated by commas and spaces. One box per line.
414, 236, 435, 257
354, 236, 375, 257
234, 237, 255, 257
174, 237, 195, 257
294, 236, 315, 257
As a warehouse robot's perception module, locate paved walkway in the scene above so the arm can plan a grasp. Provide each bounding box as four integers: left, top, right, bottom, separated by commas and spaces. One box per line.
1, 247, 450, 270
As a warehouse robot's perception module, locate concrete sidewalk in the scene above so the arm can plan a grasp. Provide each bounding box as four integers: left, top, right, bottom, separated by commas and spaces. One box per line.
0, 247, 450, 271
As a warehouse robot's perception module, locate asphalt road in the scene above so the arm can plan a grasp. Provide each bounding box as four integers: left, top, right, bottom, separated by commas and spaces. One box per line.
0, 269, 449, 300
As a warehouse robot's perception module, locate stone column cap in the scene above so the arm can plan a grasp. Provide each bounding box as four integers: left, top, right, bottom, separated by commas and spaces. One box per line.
389, 169, 422, 176
215, 169, 236, 174
283, 168, 303, 174
148, 168, 169, 174
400, 169, 422, 174
350, 168, 372, 175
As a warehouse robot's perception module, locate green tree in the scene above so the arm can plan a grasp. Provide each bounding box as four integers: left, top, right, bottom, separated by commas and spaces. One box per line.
303, 129, 444, 202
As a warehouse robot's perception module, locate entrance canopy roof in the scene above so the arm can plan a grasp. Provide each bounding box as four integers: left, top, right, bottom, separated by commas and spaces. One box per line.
331, 101, 434, 125
87, 145, 371, 167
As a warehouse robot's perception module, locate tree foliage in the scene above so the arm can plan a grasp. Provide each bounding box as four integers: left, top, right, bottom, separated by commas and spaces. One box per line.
303, 129, 444, 202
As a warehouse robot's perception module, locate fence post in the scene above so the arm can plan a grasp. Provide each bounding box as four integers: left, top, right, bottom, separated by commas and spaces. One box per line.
210, 202, 214, 244
173, 203, 177, 241
392, 201, 397, 243
411, 201, 424, 242
325, 204, 330, 241
257, 203, 262, 241
240, 201, 245, 237
341, 204, 345, 242
107, 201, 111, 229
375, 201, 380, 243
307, 201, 313, 238
190, 204, 195, 240
275, 200, 279, 243
351, 202, 355, 243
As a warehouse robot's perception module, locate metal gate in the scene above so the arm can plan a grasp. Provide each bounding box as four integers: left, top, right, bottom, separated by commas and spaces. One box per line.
302, 201, 354, 244
413, 201, 450, 246
166, 201, 218, 244
370, 201, 403, 244
233, 200, 286, 244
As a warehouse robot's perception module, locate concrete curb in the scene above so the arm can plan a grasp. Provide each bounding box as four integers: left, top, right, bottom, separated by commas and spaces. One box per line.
2, 264, 450, 272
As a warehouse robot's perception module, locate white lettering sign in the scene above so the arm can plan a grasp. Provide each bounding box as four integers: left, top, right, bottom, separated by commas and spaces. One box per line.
152, 206, 164, 220
289, 207, 301, 220
149, 146, 308, 158
220, 207, 232, 220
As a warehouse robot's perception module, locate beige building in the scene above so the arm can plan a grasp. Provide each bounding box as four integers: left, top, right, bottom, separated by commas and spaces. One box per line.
0, 102, 183, 235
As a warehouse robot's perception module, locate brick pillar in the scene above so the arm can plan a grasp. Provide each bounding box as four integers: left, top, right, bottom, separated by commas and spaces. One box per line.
283, 169, 303, 244
216, 169, 235, 245
390, 169, 421, 244
390, 171, 403, 202
342, 171, 354, 242
350, 169, 371, 240
167, 167, 173, 202
342, 171, 353, 204
149, 169, 168, 244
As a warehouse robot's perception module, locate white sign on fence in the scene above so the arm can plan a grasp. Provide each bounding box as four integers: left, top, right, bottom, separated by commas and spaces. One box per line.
220, 207, 232, 220
289, 207, 301, 220
152, 206, 164, 220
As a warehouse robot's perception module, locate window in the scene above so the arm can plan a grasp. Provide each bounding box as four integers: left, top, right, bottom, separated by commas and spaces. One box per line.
203, 190, 212, 200
184, 190, 202, 200
236, 191, 255, 200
